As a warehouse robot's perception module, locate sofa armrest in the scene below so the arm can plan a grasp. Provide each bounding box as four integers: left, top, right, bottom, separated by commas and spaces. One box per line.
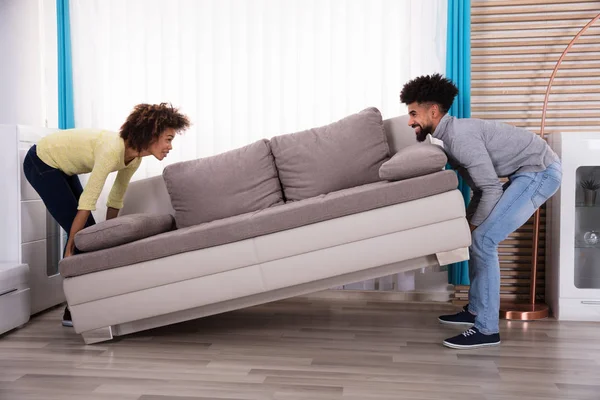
383, 115, 418, 154
379, 143, 448, 181
74, 213, 175, 252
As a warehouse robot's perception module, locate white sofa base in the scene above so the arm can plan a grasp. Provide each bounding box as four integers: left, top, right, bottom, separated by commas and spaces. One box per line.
68, 214, 469, 343
84, 247, 467, 344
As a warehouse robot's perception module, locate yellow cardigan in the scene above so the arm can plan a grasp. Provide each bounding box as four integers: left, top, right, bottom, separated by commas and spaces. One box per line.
36, 129, 142, 211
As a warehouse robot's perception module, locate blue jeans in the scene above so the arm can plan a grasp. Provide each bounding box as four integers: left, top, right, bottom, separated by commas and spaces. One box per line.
468, 161, 562, 334
23, 145, 96, 255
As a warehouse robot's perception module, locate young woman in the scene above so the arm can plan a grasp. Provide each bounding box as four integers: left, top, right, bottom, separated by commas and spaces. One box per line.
23, 102, 190, 326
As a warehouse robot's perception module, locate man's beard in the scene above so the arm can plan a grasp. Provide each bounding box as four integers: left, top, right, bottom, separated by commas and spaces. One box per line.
412, 123, 433, 142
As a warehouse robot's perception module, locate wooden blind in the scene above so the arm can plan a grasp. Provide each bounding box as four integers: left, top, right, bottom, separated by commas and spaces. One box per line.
454, 0, 600, 306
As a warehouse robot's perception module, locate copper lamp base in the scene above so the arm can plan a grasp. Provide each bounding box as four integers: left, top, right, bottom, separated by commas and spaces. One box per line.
500, 302, 549, 321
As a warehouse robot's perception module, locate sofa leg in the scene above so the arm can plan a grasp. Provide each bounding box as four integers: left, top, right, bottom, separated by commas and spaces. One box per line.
81, 326, 113, 344
436, 247, 469, 267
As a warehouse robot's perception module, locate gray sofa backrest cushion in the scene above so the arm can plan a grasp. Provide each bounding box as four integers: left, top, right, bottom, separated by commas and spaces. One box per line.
269, 107, 390, 201
163, 139, 284, 228
74, 213, 175, 252
379, 143, 448, 181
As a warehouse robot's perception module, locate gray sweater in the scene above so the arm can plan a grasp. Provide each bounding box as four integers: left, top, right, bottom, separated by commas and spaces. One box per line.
432, 114, 559, 226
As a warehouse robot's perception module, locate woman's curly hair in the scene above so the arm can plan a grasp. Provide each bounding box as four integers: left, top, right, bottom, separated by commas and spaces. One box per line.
400, 73, 458, 113
120, 103, 190, 152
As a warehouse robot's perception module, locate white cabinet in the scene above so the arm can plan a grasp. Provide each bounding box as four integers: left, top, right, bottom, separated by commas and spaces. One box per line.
0, 263, 30, 335
1, 125, 65, 329
546, 132, 600, 321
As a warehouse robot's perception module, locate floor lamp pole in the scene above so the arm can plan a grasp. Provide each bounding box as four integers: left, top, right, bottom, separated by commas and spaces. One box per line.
500, 12, 600, 320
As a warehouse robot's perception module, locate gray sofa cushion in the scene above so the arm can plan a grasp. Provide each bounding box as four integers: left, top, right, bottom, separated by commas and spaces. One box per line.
74, 213, 174, 252
60, 170, 458, 278
163, 139, 284, 228
269, 107, 390, 201
380, 143, 448, 181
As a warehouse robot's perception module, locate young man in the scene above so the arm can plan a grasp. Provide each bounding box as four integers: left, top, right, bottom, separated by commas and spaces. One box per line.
400, 74, 562, 349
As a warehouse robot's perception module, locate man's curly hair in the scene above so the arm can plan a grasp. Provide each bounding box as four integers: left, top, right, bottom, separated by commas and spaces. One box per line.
120, 103, 190, 152
400, 73, 458, 113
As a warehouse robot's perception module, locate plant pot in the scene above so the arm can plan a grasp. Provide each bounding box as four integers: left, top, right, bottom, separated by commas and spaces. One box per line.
584, 189, 597, 206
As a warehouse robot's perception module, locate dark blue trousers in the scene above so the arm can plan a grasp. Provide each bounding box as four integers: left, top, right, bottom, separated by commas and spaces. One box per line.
23, 145, 96, 255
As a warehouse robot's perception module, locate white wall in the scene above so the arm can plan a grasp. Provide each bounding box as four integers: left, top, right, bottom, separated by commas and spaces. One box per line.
0, 0, 57, 128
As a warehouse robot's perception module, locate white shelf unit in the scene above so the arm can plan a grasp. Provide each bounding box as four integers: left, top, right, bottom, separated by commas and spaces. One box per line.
546, 132, 600, 321
1, 125, 65, 334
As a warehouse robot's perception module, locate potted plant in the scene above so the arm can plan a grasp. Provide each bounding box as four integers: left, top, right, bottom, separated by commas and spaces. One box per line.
580, 176, 600, 206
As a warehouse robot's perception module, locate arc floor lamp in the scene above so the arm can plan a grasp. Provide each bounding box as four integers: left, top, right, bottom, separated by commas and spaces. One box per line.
500, 12, 600, 320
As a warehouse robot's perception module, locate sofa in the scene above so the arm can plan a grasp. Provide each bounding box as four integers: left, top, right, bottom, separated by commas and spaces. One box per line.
58, 107, 471, 344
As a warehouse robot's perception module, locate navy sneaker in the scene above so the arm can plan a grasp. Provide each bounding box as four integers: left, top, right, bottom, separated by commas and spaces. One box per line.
438, 304, 475, 326
443, 327, 501, 349
62, 306, 73, 327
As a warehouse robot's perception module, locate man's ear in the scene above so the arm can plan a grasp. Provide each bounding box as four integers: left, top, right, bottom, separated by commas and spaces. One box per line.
431, 103, 442, 119
430, 103, 438, 118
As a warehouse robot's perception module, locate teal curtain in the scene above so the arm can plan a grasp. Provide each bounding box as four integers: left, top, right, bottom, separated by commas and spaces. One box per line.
57, 0, 75, 129
445, 0, 471, 285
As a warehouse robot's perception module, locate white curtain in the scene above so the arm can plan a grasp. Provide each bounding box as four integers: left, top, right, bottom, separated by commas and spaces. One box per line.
68, 0, 447, 290
70, 0, 446, 177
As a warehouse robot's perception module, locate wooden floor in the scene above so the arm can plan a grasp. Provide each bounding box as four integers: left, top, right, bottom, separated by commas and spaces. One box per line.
1, 296, 600, 400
